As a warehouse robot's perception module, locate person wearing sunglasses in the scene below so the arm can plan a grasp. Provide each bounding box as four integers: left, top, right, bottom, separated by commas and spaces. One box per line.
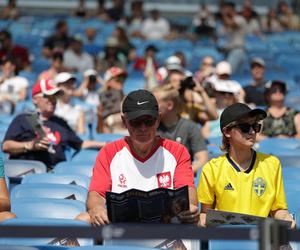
197, 103, 296, 229
258, 80, 300, 140
79, 90, 199, 235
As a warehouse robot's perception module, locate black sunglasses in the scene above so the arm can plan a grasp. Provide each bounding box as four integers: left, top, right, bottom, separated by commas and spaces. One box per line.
129, 117, 157, 128
232, 123, 262, 134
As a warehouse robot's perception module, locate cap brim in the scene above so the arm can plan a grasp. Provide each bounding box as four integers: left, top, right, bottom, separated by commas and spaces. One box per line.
44, 88, 63, 96
244, 109, 267, 121
125, 110, 158, 120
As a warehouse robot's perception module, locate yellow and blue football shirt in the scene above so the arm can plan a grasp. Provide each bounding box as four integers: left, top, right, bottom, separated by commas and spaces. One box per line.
197, 151, 287, 217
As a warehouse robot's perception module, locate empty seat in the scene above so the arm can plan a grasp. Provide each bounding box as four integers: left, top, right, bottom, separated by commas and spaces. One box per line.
22, 173, 90, 189
54, 161, 94, 178
11, 183, 88, 203
11, 198, 85, 219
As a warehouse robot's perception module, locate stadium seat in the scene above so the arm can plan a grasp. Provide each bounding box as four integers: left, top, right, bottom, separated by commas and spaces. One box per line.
4, 159, 47, 182
209, 240, 258, 250
282, 167, 300, 180
285, 180, 300, 212
66, 246, 157, 250
21, 173, 90, 189
0, 218, 93, 247
278, 155, 300, 168
11, 198, 85, 219
71, 149, 99, 163
54, 161, 94, 178
10, 183, 88, 203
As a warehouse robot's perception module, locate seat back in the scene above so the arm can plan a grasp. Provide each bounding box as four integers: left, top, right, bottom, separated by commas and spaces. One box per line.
11, 183, 88, 203
54, 161, 94, 178
21, 173, 90, 189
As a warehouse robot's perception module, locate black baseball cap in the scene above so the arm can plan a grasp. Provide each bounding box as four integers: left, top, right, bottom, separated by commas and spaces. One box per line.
122, 89, 159, 120
220, 103, 267, 131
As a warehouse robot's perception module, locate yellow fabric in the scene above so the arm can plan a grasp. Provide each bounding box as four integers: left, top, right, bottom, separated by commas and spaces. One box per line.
197, 151, 287, 217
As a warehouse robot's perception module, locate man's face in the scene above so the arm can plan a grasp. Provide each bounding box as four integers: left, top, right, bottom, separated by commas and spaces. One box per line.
122, 115, 159, 145
251, 65, 265, 81
33, 94, 58, 118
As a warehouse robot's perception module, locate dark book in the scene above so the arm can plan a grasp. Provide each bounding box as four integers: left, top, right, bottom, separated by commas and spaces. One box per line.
106, 185, 189, 223
206, 209, 292, 228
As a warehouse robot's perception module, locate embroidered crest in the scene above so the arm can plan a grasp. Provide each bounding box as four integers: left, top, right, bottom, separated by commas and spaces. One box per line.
253, 177, 266, 197
157, 172, 171, 188
118, 174, 127, 188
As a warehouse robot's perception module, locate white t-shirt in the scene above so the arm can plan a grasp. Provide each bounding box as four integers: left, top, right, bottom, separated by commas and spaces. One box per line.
141, 17, 170, 40
0, 76, 29, 101
63, 50, 94, 74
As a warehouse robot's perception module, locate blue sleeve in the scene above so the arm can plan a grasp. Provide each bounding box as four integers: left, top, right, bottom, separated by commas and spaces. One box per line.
0, 153, 5, 178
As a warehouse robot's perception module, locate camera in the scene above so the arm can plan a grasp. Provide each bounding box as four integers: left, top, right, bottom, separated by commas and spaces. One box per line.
180, 76, 196, 91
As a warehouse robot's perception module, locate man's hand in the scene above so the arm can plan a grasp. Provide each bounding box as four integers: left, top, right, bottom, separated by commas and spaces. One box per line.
178, 204, 199, 224
88, 205, 110, 227
198, 212, 207, 227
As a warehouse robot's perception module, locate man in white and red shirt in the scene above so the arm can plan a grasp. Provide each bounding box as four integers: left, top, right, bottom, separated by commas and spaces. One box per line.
80, 89, 199, 226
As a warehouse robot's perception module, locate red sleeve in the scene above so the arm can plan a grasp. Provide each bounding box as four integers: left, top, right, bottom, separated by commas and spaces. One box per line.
163, 139, 195, 189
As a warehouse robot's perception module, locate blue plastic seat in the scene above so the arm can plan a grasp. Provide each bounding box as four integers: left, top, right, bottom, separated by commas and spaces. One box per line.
11, 198, 85, 219
282, 167, 300, 180
21, 173, 90, 189
54, 161, 94, 178
71, 149, 99, 163
11, 183, 88, 203
209, 239, 258, 250
66, 246, 157, 250
4, 159, 47, 180
278, 155, 300, 168
0, 218, 93, 247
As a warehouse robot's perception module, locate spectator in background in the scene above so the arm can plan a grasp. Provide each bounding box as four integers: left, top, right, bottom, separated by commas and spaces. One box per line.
141, 9, 170, 40
64, 37, 94, 74
243, 57, 267, 107
0, 0, 20, 20
153, 84, 209, 174
93, 0, 108, 21
0, 30, 30, 71
0, 153, 16, 222
277, 1, 300, 31
133, 44, 159, 71
97, 67, 127, 134
258, 80, 300, 139
240, 0, 261, 36
217, 2, 247, 74
198, 103, 296, 229
106, 0, 125, 22
74, 69, 102, 107
111, 26, 135, 62
125, 0, 144, 38
54, 72, 86, 134
261, 8, 283, 33
2, 79, 105, 170
72, 0, 88, 18
194, 56, 215, 84
0, 57, 29, 114
43, 20, 73, 59
96, 37, 126, 75
38, 50, 65, 81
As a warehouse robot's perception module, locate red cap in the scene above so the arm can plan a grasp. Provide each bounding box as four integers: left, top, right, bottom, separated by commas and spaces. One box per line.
104, 67, 127, 82
32, 79, 62, 97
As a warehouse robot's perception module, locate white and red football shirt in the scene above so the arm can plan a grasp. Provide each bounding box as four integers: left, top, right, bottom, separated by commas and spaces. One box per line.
89, 137, 194, 197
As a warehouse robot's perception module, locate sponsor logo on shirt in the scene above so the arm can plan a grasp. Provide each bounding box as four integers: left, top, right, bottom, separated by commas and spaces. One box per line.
157, 171, 171, 188
118, 173, 127, 188
224, 183, 234, 190
253, 177, 266, 197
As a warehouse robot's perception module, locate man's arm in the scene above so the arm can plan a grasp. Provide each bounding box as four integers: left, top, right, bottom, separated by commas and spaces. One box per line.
0, 178, 11, 212
271, 209, 296, 229
87, 191, 110, 226
2, 138, 50, 155
198, 203, 213, 227
81, 140, 106, 149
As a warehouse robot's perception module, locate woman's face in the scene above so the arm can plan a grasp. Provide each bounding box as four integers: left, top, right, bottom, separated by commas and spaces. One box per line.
266, 84, 286, 104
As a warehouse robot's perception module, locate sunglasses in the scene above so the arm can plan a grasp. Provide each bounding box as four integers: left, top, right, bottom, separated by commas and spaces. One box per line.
129, 117, 157, 128
232, 123, 262, 134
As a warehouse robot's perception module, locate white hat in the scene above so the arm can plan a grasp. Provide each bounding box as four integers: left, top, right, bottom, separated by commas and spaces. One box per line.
212, 79, 241, 94
215, 61, 232, 75
84, 69, 98, 77
165, 56, 183, 71
54, 72, 76, 85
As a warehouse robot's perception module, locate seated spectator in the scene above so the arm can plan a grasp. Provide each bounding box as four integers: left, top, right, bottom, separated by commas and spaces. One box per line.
124, 0, 145, 38
0, 57, 29, 114
194, 56, 215, 84
261, 8, 283, 33
43, 20, 73, 59
111, 26, 135, 62
240, 0, 261, 35
96, 37, 127, 75
106, 0, 125, 22
64, 37, 94, 74
72, 0, 88, 18
74, 69, 102, 107
0, 30, 30, 71
2, 79, 105, 170
97, 67, 127, 134
198, 103, 296, 229
141, 9, 170, 40
133, 44, 159, 71
0, 0, 20, 20
243, 57, 267, 107
38, 50, 65, 81
153, 84, 209, 173
277, 1, 300, 31
258, 80, 300, 139
54, 72, 86, 134
0, 152, 16, 222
